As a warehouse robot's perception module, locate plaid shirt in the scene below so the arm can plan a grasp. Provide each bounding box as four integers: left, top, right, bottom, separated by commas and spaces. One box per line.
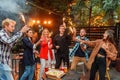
69, 36, 89, 61
0, 29, 22, 65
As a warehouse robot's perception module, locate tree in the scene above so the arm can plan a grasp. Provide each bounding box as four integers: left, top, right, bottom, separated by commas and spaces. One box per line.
70, 0, 120, 27
102, 0, 120, 25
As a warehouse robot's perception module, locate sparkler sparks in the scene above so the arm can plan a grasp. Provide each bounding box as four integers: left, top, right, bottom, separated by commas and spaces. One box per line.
19, 13, 26, 24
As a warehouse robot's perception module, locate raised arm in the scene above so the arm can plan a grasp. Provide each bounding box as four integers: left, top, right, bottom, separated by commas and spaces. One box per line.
0, 32, 23, 44
72, 27, 77, 41
80, 39, 99, 47
0, 25, 29, 44
35, 39, 41, 47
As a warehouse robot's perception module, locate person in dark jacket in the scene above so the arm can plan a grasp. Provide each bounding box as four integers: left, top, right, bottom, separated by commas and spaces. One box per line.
20, 29, 37, 80
53, 25, 71, 69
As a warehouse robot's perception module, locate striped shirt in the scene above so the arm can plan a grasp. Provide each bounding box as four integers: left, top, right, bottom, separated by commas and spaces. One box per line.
0, 29, 22, 65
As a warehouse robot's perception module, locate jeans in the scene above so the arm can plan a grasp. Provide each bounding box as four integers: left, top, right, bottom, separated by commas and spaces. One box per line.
0, 63, 14, 80
89, 57, 106, 80
39, 52, 51, 80
20, 65, 35, 80
39, 59, 46, 80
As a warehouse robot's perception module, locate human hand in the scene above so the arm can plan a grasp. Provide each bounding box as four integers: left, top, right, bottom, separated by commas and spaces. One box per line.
48, 44, 52, 49
56, 46, 60, 49
34, 50, 39, 54
20, 25, 30, 33
75, 38, 79, 42
79, 39, 85, 44
35, 38, 43, 47
39, 38, 43, 42
107, 54, 117, 61
72, 27, 76, 34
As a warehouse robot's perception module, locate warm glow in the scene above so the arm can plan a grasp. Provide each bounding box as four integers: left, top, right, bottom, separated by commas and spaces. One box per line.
37, 20, 40, 24
44, 21, 47, 24
48, 21, 51, 24
30, 19, 53, 26
49, 12, 52, 14
32, 20, 36, 23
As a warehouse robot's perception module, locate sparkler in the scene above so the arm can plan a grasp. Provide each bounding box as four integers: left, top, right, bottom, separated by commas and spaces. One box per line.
19, 13, 26, 25
69, 27, 73, 34
49, 31, 53, 37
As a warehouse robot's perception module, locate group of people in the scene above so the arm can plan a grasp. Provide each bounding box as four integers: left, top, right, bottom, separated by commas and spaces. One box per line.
0, 18, 118, 80
21, 24, 71, 80
71, 28, 118, 80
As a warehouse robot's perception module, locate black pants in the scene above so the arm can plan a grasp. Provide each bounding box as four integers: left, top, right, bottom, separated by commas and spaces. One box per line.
55, 54, 69, 69
89, 57, 106, 80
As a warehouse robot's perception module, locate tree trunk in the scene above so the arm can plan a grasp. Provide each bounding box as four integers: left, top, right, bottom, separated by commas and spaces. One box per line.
108, 10, 114, 26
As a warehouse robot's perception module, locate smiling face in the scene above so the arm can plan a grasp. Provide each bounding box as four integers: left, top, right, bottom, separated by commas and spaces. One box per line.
103, 31, 108, 40
59, 25, 65, 34
2, 18, 16, 33
102, 29, 115, 45
80, 29, 86, 37
26, 29, 33, 38
5, 22, 15, 33
42, 28, 49, 37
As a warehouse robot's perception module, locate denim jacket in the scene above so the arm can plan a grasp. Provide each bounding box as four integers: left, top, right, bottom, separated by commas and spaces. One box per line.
69, 36, 89, 61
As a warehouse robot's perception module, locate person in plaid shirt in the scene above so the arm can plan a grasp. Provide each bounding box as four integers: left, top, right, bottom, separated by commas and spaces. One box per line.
0, 18, 29, 80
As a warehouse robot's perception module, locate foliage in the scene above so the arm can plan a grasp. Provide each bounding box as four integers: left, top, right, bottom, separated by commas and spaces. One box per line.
70, 0, 120, 27
71, 0, 86, 15
31, 0, 72, 14
11, 38, 24, 53
28, 0, 120, 27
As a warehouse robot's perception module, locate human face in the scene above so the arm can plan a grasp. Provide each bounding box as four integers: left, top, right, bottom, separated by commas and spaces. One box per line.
103, 31, 108, 40
59, 26, 65, 34
27, 30, 33, 38
80, 29, 86, 37
5, 22, 15, 33
43, 29, 49, 37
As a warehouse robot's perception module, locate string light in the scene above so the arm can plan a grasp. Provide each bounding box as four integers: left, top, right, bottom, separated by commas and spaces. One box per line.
32, 20, 36, 23
37, 20, 40, 24
26, 1, 62, 16
48, 21, 51, 24
43, 21, 47, 24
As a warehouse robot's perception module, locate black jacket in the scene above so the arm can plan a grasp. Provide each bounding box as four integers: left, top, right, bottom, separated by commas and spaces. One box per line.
22, 37, 35, 66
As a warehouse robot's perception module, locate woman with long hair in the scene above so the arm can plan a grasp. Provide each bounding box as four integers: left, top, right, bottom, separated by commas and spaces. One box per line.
37, 28, 53, 80
77, 29, 118, 80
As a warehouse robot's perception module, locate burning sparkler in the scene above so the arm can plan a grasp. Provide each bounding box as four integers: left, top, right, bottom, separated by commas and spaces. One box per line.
69, 27, 73, 34
19, 12, 26, 25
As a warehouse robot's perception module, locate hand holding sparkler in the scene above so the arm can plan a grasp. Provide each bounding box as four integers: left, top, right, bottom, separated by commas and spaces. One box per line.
20, 25, 30, 33
72, 27, 77, 41
19, 13, 30, 33
72, 27, 76, 34
19, 13, 26, 25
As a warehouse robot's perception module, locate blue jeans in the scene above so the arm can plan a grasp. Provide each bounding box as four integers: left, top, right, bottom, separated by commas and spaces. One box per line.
0, 63, 14, 80
20, 65, 35, 80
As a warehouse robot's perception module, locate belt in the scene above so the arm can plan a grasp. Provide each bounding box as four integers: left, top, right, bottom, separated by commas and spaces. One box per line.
97, 54, 105, 58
